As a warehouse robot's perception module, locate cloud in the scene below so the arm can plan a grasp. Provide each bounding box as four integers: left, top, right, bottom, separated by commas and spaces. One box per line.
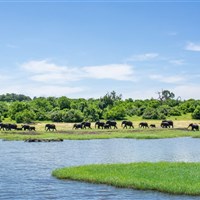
173, 85, 200, 100
0, 84, 85, 98
169, 59, 185, 65
21, 60, 83, 82
0, 74, 11, 81
149, 74, 185, 84
125, 53, 159, 62
82, 64, 135, 81
21, 60, 67, 73
185, 42, 200, 51
21, 60, 135, 82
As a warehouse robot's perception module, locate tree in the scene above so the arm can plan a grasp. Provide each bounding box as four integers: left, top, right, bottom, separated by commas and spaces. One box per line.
192, 106, 200, 119
99, 91, 122, 109
9, 101, 31, 120
15, 109, 36, 123
103, 106, 126, 120
157, 89, 175, 104
58, 96, 71, 110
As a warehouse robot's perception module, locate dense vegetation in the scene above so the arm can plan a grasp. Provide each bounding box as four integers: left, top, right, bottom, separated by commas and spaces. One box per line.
0, 90, 200, 123
52, 162, 200, 195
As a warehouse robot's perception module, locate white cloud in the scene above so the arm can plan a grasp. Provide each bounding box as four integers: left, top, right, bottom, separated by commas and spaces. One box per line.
126, 53, 159, 62
82, 64, 135, 81
21, 60, 67, 73
0, 84, 85, 98
173, 85, 200, 100
0, 74, 11, 81
185, 42, 200, 51
169, 59, 185, 65
149, 74, 185, 84
21, 60, 136, 82
21, 60, 83, 82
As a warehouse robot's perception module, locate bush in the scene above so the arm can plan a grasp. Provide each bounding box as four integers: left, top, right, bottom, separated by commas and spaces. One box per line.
62, 109, 84, 122
192, 106, 200, 119
103, 106, 126, 120
15, 110, 36, 123
169, 107, 182, 116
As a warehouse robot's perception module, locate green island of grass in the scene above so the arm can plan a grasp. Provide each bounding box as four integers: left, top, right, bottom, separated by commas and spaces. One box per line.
52, 162, 200, 196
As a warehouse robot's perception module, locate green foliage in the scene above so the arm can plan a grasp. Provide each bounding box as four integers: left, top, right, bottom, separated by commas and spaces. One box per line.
50, 110, 64, 122
169, 107, 182, 116
192, 105, 200, 119
0, 93, 31, 102
62, 109, 84, 122
0, 102, 9, 117
15, 109, 36, 123
142, 107, 160, 119
31, 97, 53, 112
0, 91, 196, 123
9, 101, 31, 120
99, 91, 122, 109
58, 96, 71, 110
103, 106, 126, 120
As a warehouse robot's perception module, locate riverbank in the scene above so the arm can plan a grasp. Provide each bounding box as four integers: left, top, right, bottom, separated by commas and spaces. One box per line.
52, 162, 200, 196
1, 128, 200, 141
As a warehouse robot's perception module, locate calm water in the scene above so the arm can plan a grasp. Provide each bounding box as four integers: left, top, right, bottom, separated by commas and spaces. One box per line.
1, 137, 200, 200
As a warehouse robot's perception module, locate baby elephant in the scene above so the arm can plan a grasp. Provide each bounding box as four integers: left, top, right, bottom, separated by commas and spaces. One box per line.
188, 123, 199, 131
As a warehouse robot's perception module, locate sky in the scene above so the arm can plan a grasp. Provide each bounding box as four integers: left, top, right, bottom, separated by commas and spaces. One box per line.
0, 1, 200, 100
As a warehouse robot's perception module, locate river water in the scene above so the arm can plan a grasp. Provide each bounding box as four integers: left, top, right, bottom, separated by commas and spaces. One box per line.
1, 137, 200, 200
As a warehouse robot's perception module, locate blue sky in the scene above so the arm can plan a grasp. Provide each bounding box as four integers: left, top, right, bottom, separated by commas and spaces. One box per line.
0, 1, 200, 100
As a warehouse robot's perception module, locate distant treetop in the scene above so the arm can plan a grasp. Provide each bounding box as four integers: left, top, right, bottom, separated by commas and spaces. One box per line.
0, 93, 32, 102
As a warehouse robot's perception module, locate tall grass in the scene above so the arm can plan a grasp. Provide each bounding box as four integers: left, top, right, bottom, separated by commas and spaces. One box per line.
52, 162, 200, 195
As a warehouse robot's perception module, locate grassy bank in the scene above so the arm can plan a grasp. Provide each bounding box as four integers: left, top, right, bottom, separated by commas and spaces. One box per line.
0, 120, 200, 141
0, 128, 200, 141
52, 162, 200, 195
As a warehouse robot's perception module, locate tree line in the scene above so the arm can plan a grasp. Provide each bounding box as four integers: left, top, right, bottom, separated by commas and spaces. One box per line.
0, 91, 200, 123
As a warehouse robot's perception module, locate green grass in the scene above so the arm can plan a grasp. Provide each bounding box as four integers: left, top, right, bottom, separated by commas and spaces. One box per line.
1, 128, 200, 141
0, 128, 200, 141
52, 162, 200, 195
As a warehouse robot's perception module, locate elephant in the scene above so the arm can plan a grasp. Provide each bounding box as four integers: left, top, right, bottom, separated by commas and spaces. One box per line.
188, 123, 199, 131
95, 121, 105, 129
0, 123, 17, 131
73, 123, 83, 129
22, 125, 31, 131
45, 124, 56, 131
121, 120, 134, 129
106, 120, 118, 129
29, 126, 36, 131
103, 124, 110, 129
81, 122, 92, 129
139, 122, 149, 128
161, 121, 170, 128
162, 120, 173, 128
150, 124, 156, 128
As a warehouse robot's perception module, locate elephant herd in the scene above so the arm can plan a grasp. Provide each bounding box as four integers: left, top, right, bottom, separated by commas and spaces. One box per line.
0, 123, 56, 131
0, 121, 199, 132
72, 120, 175, 130
72, 120, 199, 131
0, 123, 36, 131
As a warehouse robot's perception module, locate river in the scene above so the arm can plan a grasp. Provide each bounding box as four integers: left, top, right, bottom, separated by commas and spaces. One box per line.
1, 137, 200, 199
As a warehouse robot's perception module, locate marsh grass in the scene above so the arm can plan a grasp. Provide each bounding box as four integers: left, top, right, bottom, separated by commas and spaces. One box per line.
52, 162, 200, 195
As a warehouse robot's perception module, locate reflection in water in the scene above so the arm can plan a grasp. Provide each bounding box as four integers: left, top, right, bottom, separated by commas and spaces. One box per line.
1, 138, 200, 200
